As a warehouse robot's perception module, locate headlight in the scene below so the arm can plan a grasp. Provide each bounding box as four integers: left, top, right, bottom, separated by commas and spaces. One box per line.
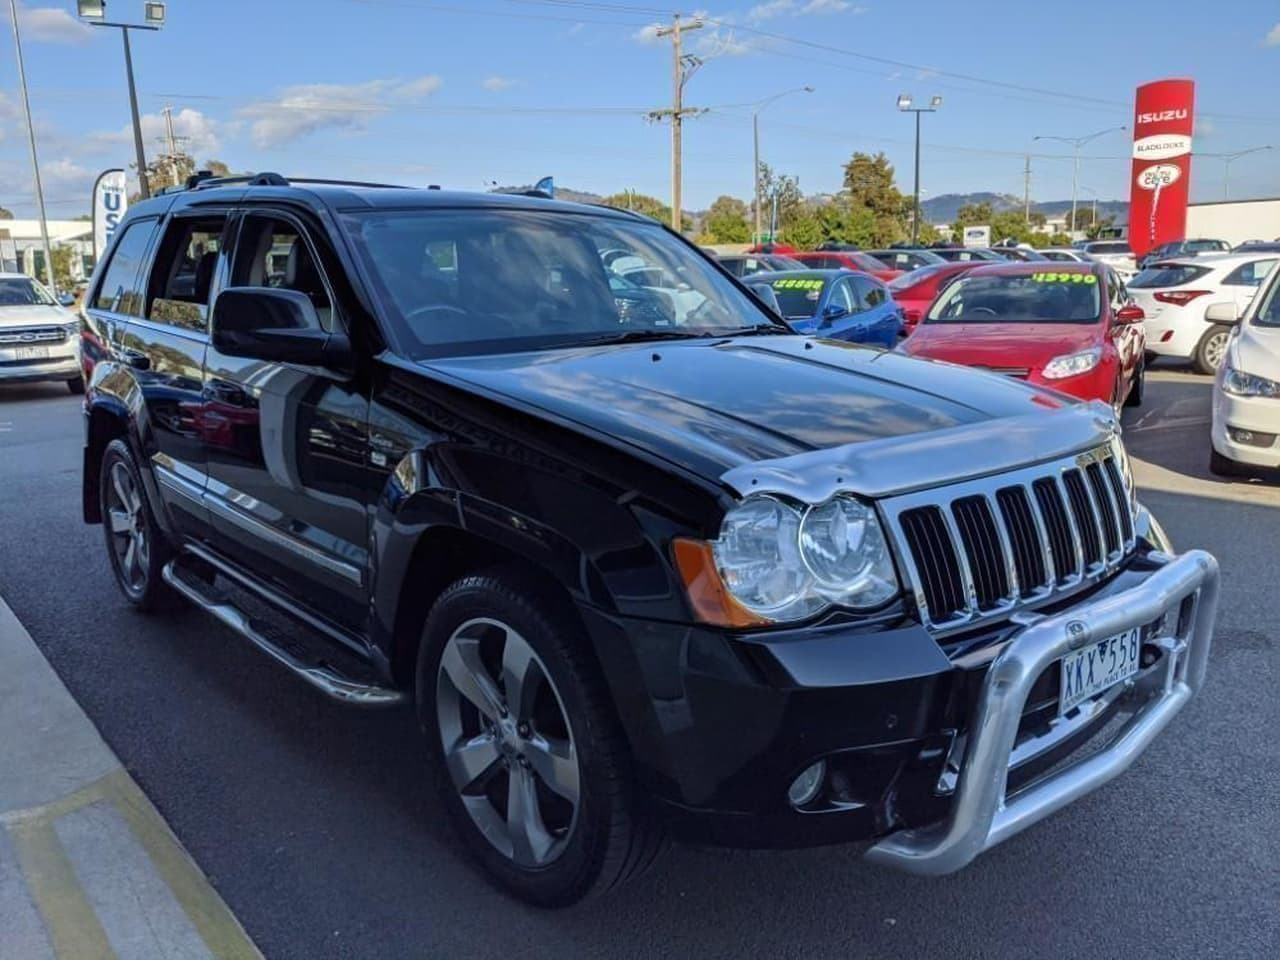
1222, 364, 1280, 398
63, 319, 82, 336
704, 495, 898, 623
1042, 347, 1102, 380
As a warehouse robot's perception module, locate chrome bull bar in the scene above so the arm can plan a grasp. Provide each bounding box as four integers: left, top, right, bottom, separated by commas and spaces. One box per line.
866, 549, 1219, 875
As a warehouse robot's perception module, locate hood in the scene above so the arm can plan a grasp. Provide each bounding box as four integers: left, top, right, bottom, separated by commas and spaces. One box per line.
1230, 322, 1280, 381
423, 335, 1079, 487
0, 304, 72, 329
901, 322, 1102, 370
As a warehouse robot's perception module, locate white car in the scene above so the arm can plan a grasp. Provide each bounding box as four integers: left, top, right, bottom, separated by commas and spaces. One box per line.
1210, 273, 1280, 475
1038, 248, 1094, 263
1081, 240, 1137, 278
1127, 253, 1278, 374
0, 272, 83, 392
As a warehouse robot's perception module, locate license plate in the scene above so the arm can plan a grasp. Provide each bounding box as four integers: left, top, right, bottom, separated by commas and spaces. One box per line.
1059, 628, 1141, 714
14, 345, 49, 360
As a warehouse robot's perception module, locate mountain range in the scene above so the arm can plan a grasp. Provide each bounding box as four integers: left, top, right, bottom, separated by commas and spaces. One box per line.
920, 192, 1129, 224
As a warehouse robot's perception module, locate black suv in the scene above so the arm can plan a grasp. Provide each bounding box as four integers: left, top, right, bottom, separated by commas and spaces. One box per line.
81, 175, 1219, 906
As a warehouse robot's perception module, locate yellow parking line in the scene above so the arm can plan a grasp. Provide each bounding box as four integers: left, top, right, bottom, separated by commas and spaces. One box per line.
9, 815, 118, 960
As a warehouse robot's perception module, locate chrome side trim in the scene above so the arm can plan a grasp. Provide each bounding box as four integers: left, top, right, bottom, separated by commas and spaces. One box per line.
152, 460, 205, 505
203, 493, 364, 587
161, 560, 404, 708
865, 548, 1218, 876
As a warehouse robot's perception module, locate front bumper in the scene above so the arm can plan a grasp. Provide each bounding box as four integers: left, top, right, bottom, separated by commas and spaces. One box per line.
0, 342, 80, 384
866, 548, 1217, 874
1211, 386, 1280, 467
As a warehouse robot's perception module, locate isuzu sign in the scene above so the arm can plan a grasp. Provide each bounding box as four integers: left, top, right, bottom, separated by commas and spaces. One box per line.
1128, 79, 1195, 259
92, 168, 127, 264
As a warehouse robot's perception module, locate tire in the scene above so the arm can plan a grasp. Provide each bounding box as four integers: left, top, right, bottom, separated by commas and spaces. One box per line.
99, 438, 179, 611
416, 571, 663, 907
1209, 446, 1246, 478
1194, 325, 1231, 375
66, 375, 85, 395
1125, 357, 1145, 407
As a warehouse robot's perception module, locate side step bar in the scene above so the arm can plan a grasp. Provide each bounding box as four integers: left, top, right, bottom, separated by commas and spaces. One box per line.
161, 559, 408, 708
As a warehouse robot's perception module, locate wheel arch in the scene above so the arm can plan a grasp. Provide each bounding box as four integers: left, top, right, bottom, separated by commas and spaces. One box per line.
83, 398, 132, 524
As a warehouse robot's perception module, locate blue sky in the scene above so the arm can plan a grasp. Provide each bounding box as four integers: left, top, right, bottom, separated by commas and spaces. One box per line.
2, 0, 1280, 219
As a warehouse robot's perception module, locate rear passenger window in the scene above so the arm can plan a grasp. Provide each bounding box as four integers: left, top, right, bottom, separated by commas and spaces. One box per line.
230, 215, 333, 330
92, 219, 156, 315
147, 216, 227, 332
1223, 260, 1276, 287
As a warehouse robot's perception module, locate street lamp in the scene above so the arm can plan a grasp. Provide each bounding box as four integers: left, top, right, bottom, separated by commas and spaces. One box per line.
6, 0, 56, 290
1033, 126, 1126, 240
752, 85, 814, 244
898, 94, 942, 245
78, 2, 165, 199
1198, 146, 1272, 200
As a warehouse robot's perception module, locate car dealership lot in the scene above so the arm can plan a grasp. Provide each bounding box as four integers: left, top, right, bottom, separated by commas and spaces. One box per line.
1, 370, 1277, 960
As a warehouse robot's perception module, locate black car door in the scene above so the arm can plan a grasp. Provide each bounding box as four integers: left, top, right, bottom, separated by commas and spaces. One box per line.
201, 208, 371, 633
117, 210, 233, 542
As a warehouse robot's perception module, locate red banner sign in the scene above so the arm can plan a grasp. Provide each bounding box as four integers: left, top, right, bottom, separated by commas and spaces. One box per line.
1128, 78, 1195, 259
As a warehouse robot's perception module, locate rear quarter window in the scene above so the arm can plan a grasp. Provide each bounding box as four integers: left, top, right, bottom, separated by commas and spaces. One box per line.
1128, 264, 1211, 288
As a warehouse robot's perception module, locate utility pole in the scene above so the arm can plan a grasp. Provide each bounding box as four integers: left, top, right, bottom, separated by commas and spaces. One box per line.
154, 104, 190, 190
647, 15, 704, 232
7, 0, 56, 292
1023, 153, 1032, 224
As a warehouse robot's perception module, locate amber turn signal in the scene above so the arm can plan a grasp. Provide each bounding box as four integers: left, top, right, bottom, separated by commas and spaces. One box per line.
672, 538, 770, 628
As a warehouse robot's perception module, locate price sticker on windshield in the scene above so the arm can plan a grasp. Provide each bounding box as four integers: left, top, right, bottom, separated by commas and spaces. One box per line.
771, 278, 824, 290
1030, 272, 1097, 284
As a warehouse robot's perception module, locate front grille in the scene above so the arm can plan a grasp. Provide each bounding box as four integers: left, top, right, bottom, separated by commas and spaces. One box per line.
884, 446, 1136, 632
0, 325, 67, 345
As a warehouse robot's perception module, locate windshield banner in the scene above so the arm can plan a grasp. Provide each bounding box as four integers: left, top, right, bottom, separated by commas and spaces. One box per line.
1129, 78, 1195, 259
92, 168, 127, 264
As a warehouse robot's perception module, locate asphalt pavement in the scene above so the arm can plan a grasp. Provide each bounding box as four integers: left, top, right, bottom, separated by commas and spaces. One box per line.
1, 368, 1277, 960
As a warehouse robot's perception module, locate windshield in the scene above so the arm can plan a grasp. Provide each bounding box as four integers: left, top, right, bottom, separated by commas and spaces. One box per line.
341, 208, 784, 357
1251, 274, 1280, 328
868, 249, 944, 270
1128, 263, 1211, 288
756, 275, 828, 320
925, 271, 1101, 325
0, 277, 56, 307
1186, 239, 1228, 253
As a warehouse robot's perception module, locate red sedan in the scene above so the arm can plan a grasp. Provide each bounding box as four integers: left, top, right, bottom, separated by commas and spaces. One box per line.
888, 261, 981, 333
898, 262, 1147, 411
791, 250, 903, 283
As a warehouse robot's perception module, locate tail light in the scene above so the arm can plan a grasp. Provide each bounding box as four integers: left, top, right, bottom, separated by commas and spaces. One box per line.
904, 309, 921, 325
1154, 289, 1211, 306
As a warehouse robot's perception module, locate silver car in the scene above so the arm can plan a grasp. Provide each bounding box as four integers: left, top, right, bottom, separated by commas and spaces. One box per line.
0, 272, 83, 392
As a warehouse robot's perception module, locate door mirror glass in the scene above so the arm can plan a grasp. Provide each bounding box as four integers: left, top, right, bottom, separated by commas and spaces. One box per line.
211, 287, 348, 366
1204, 301, 1240, 324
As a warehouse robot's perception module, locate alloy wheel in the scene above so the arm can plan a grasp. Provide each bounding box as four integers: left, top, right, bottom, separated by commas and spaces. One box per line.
436, 618, 580, 868
1204, 330, 1229, 371
105, 461, 150, 594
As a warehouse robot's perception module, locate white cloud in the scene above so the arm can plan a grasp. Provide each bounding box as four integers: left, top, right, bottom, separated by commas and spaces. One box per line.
17, 4, 91, 44
801, 0, 862, 12
1266, 23, 1280, 46
40, 157, 92, 192
749, 0, 861, 18
633, 23, 663, 43
482, 75, 515, 92
239, 76, 442, 148
748, 0, 794, 20
696, 27, 756, 57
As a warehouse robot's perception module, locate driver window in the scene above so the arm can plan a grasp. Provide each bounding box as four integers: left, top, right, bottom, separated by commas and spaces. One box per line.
831, 280, 857, 314
230, 215, 333, 330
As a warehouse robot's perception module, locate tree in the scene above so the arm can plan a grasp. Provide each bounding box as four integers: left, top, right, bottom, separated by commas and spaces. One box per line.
599, 191, 690, 231
755, 163, 803, 239
700, 195, 750, 244
842, 152, 909, 245
130, 155, 240, 200
0, 206, 12, 219
50, 246, 75, 293
782, 211, 823, 250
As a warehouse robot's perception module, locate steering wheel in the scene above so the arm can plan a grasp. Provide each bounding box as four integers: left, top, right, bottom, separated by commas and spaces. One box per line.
403, 303, 470, 326
969, 306, 999, 317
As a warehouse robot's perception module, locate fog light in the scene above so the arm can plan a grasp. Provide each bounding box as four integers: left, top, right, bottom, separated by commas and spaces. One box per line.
787, 760, 826, 808
1227, 426, 1276, 447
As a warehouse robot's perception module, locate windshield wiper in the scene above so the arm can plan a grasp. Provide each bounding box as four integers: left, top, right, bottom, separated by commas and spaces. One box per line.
570, 329, 720, 347
715, 321, 793, 336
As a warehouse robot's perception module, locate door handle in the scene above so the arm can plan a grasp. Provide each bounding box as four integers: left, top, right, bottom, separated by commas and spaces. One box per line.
120, 349, 150, 371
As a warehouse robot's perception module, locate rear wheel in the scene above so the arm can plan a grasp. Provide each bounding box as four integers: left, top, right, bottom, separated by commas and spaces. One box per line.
1194, 326, 1231, 375
99, 439, 178, 611
416, 571, 662, 907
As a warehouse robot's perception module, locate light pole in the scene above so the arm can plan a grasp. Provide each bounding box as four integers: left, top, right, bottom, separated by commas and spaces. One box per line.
78, 2, 165, 200
898, 94, 941, 245
7, 0, 56, 290
1033, 126, 1126, 239
752, 85, 814, 244
1198, 146, 1272, 200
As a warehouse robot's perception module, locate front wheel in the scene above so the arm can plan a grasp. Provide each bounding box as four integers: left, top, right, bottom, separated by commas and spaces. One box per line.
1194, 325, 1231, 375
416, 571, 662, 907
1209, 446, 1246, 478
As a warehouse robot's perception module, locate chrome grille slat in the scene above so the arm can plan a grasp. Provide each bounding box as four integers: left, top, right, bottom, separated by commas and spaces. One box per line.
0, 325, 67, 345
882, 446, 1136, 634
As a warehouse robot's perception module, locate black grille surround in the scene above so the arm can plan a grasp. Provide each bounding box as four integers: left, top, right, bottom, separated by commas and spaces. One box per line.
881, 445, 1137, 633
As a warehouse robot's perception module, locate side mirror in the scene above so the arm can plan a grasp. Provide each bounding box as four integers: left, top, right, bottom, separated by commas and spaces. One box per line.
57, 293, 75, 307
1115, 304, 1145, 324
747, 283, 782, 315
211, 287, 350, 367
1205, 301, 1240, 324
820, 303, 849, 327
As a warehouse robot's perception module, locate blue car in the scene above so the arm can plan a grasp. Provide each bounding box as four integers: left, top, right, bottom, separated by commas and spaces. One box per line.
744, 269, 903, 347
